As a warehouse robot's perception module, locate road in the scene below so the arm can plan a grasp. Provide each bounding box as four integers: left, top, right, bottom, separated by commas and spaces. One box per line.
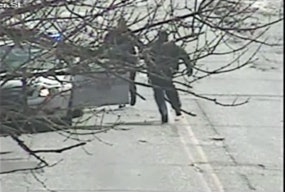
0, 47, 283, 192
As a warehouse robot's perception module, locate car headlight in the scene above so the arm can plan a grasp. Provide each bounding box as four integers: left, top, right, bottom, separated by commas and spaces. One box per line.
39, 87, 50, 97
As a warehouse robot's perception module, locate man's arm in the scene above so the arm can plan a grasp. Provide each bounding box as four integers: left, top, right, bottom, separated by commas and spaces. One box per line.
103, 30, 115, 45
126, 29, 145, 52
177, 46, 193, 76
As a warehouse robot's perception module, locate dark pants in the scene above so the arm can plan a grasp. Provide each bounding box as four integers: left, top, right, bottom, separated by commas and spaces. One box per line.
129, 70, 137, 105
150, 75, 182, 118
118, 55, 138, 106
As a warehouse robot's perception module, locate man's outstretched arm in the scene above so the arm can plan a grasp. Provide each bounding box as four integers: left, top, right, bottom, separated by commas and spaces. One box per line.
177, 46, 193, 76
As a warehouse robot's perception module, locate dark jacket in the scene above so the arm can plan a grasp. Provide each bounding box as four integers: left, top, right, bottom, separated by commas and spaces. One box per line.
103, 28, 143, 65
104, 28, 137, 54
146, 40, 193, 77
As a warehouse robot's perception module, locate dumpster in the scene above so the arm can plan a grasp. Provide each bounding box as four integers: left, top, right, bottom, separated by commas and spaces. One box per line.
71, 71, 130, 108
71, 61, 130, 108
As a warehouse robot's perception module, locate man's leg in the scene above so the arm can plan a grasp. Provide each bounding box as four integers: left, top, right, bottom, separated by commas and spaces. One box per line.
129, 70, 137, 106
153, 86, 168, 123
164, 80, 182, 116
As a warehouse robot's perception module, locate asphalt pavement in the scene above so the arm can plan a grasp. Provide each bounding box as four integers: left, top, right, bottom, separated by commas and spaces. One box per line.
0, 49, 283, 191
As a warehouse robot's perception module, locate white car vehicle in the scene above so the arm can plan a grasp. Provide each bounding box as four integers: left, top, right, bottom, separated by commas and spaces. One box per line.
0, 42, 130, 132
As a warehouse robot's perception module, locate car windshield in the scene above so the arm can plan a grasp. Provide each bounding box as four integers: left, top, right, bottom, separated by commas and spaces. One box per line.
0, 45, 62, 73
0, 44, 107, 74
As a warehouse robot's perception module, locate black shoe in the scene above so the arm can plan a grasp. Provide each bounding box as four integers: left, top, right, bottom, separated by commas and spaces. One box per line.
161, 113, 168, 124
175, 110, 182, 116
119, 104, 126, 108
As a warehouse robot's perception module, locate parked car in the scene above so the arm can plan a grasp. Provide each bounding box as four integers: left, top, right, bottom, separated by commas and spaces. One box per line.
0, 41, 130, 134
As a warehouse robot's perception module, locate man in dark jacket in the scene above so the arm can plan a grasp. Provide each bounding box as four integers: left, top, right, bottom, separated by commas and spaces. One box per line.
144, 30, 193, 123
103, 18, 143, 107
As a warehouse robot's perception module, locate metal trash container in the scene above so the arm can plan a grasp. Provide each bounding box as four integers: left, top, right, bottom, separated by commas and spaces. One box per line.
71, 65, 130, 108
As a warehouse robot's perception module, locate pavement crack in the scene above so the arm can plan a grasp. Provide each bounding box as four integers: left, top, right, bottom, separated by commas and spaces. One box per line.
189, 163, 204, 173
240, 173, 257, 191
195, 100, 238, 165
188, 161, 273, 170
